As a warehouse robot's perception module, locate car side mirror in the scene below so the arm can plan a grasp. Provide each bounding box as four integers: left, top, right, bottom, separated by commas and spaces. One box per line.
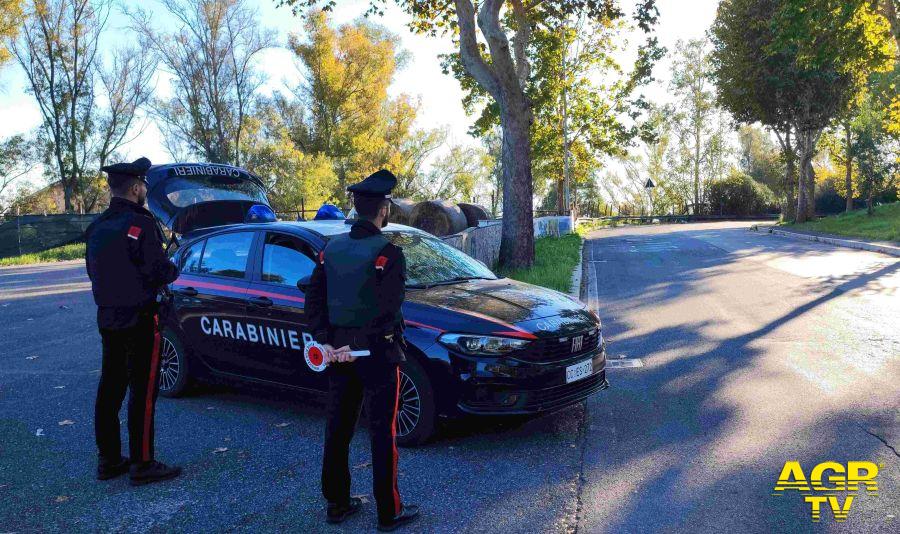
297, 275, 312, 292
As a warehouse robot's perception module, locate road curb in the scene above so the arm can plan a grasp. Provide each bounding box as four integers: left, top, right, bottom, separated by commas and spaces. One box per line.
0, 258, 85, 270
570, 237, 584, 300
765, 228, 900, 257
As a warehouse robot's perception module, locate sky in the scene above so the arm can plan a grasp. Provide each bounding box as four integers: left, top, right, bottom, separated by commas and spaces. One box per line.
0, 0, 721, 190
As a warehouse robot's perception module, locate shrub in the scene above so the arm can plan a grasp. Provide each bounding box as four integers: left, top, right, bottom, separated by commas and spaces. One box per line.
707, 170, 778, 216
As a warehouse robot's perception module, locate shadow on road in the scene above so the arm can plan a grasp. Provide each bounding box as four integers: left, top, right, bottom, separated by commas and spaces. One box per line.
576, 224, 899, 532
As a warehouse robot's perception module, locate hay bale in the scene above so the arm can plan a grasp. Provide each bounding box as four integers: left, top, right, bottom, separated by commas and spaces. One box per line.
388, 198, 416, 225
410, 200, 468, 236
457, 203, 490, 227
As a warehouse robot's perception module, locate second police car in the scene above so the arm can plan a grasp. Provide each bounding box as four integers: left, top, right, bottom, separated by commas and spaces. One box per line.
149, 163, 608, 445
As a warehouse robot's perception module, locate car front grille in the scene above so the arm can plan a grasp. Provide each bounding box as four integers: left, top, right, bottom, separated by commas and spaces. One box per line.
459, 370, 609, 413
524, 371, 606, 409
516, 328, 601, 363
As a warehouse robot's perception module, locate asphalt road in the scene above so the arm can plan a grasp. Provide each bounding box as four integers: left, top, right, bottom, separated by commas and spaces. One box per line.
0, 221, 897, 533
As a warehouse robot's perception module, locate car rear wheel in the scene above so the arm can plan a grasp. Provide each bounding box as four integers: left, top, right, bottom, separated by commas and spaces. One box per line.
395, 357, 435, 447
159, 328, 190, 398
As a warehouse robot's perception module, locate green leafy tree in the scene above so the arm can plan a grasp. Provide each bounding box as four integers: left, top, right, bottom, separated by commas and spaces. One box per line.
447, 13, 658, 216
241, 100, 338, 212
669, 39, 720, 214
286, 10, 421, 204
852, 91, 899, 214
711, 0, 896, 223
278, 0, 660, 268
738, 125, 786, 198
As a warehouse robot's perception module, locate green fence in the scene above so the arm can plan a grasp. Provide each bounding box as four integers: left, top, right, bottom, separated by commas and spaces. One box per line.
0, 214, 99, 259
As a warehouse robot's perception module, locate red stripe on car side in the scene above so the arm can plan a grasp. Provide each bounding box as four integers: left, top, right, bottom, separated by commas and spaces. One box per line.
173, 279, 305, 303
403, 319, 445, 333
445, 307, 538, 340
491, 330, 539, 340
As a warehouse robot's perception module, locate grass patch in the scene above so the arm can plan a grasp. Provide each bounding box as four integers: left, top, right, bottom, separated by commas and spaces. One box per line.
498, 233, 582, 293
788, 202, 900, 242
0, 242, 85, 267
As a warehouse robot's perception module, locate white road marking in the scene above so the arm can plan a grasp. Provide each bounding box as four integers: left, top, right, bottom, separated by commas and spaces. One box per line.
605, 358, 644, 369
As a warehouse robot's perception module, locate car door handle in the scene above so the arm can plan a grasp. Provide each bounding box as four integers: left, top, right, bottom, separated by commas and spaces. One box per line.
174, 287, 198, 296
247, 296, 273, 307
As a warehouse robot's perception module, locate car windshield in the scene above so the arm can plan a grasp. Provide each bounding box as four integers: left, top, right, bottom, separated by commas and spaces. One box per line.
385, 231, 497, 287
164, 175, 268, 208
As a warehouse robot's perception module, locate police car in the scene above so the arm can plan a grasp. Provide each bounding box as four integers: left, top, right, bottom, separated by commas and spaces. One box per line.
148, 163, 608, 445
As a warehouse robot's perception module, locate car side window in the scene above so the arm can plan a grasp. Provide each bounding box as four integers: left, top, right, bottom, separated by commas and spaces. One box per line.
261, 233, 317, 287
200, 232, 254, 278
179, 241, 204, 274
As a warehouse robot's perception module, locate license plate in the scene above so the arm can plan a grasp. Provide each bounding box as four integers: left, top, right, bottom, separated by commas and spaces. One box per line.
565, 359, 592, 383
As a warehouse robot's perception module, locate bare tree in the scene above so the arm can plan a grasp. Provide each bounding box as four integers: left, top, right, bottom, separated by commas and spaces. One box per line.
12, 0, 107, 211
0, 134, 38, 212
11, 0, 156, 212
130, 0, 275, 165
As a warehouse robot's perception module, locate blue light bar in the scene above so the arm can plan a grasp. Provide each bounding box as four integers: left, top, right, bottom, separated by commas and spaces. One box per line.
245, 204, 276, 223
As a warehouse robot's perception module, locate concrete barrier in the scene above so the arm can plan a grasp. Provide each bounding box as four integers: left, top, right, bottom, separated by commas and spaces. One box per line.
441, 216, 575, 267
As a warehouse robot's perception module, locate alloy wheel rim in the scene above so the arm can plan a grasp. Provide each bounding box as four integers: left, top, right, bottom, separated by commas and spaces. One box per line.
395, 371, 420, 437
159, 338, 180, 391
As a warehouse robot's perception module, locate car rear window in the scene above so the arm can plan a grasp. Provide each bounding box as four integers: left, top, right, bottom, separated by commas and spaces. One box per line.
199, 232, 254, 278
164, 175, 268, 208
260, 233, 316, 287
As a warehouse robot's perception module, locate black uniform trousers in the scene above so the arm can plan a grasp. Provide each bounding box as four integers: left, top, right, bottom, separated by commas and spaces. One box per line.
322, 357, 402, 523
95, 312, 162, 463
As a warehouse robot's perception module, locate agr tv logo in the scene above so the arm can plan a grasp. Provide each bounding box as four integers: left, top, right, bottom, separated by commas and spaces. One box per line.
772, 461, 881, 522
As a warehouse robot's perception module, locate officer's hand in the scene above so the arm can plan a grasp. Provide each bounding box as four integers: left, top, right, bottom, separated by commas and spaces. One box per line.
333, 345, 356, 363
322, 344, 337, 364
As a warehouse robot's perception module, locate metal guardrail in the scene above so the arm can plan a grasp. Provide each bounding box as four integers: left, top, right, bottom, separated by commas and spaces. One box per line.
576, 214, 781, 224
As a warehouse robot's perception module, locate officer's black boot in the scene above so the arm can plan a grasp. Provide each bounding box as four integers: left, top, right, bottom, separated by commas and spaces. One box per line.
326, 497, 363, 524
377, 505, 419, 532
129, 460, 182, 486
97, 455, 130, 480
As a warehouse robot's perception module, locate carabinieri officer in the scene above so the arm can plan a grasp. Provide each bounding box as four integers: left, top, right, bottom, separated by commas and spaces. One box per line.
84, 157, 182, 486
306, 169, 419, 531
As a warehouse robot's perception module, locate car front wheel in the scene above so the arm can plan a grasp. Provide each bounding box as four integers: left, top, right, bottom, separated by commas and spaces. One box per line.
158, 328, 190, 397
395, 357, 435, 447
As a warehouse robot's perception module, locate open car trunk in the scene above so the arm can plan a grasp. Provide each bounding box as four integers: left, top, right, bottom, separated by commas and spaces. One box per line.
146, 163, 270, 235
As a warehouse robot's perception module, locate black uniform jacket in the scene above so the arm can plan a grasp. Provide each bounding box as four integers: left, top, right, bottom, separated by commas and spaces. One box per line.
305, 219, 407, 363
84, 197, 180, 329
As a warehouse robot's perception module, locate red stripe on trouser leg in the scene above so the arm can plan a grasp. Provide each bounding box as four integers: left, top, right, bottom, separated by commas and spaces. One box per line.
143, 315, 161, 462
391, 367, 401, 516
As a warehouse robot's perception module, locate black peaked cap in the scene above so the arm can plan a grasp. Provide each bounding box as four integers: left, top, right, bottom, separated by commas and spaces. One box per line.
347, 169, 397, 199
101, 157, 152, 188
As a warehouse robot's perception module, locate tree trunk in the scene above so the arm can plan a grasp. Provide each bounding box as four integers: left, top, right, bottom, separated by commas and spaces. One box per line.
795, 131, 811, 223
804, 156, 816, 221
776, 127, 796, 221
867, 187, 874, 216
794, 129, 820, 223
499, 99, 535, 269
882, 0, 900, 51
693, 129, 701, 215
844, 124, 853, 213
556, 177, 565, 214
63, 180, 75, 213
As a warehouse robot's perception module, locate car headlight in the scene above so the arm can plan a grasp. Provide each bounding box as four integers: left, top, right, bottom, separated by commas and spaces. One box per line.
438, 333, 532, 356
